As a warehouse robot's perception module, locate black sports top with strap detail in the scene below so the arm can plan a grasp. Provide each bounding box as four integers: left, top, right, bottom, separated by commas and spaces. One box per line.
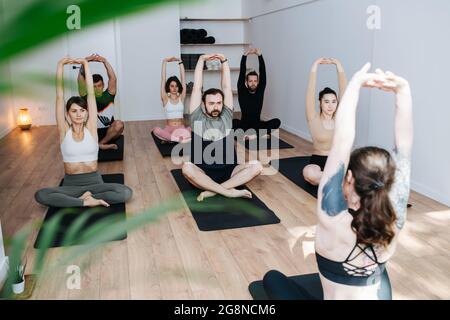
316, 244, 387, 286
316, 211, 387, 286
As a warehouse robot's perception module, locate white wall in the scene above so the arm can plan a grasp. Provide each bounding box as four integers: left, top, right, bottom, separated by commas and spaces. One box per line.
180, 0, 243, 19
245, 0, 450, 206
117, 5, 181, 121
243, 0, 314, 18
369, 0, 450, 206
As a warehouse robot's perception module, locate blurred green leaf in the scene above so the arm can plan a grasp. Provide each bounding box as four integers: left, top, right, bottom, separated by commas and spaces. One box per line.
0, 0, 199, 64
1, 189, 266, 299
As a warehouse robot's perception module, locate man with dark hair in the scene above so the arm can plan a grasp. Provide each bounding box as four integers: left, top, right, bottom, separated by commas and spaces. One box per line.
182, 54, 263, 201
233, 48, 281, 139
78, 53, 124, 150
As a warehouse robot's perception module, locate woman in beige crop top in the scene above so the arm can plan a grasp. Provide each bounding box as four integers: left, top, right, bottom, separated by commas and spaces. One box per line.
303, 58, 347, 186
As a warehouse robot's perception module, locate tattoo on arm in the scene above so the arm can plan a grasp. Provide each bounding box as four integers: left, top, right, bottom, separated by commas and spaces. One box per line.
389, 153, 411, 229
321, 164, 348, 216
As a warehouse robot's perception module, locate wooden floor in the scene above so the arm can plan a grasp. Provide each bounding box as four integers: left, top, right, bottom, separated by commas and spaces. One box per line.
0, 121, 449, 300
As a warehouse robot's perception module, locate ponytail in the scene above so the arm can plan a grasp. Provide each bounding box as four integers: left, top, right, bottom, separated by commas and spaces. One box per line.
348, 147, 398, 247
351, 188, 397, 247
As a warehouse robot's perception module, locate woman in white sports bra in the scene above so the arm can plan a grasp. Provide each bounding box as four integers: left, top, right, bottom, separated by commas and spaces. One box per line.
34, 57, 132, 208
152, 57, 192, 143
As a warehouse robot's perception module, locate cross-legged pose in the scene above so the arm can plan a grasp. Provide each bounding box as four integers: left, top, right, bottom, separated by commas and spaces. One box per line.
233, 48, 281, 139
263, 64, 412, 300
35, 57, 132, 208
303, 58, 347, 185
152, 57, 191, 143
182, 54, 263, 202
78, 53, 123, 150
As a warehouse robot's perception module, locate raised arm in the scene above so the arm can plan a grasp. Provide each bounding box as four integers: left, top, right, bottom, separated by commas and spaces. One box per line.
256, 49, 266, 91
380, 70, 413, 229
161, 58, 169, 104
306, 58, 323, 121
387, 72, 413, 158
330, 58, 348, 100
76, 59, 98, 135
189, 54, 208, 114
77, 64, 87, 97
216, 53, 233, 110
318, 63, 385, 219
178, 57, 187, 101
56, 58, 71, 138
238, 53, 248, 90
101, 56, 117, 95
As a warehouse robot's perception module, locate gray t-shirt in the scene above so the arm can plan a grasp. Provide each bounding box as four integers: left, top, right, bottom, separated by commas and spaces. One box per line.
190, 105, 233, 141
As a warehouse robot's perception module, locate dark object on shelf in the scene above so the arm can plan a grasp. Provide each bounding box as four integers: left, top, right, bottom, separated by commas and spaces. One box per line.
203, 36, 216, 44
181, 54, 191, 69
180, 54, 206, 70
186, 82, 194, 94
180, 28, 216, 44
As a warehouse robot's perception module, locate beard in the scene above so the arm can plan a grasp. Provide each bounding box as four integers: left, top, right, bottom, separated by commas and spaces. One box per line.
207, 110, 221, 118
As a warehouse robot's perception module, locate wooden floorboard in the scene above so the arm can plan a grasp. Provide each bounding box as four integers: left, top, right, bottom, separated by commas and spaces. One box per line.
0, 122, 448, 299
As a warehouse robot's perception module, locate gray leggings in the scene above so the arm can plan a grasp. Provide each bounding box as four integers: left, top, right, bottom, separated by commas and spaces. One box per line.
35, 172, 132, 207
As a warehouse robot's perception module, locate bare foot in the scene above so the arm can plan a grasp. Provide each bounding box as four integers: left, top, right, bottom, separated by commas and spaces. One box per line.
197, 190, 217, 202
229, 188, 252, 199
99, 143, 118, 150
83, 196, 110, 207
178, 136, 192, 144
244, 134, 258, 141
79, 191, 92, 200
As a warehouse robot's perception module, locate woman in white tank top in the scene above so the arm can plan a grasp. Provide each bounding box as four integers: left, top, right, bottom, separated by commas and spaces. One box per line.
34, 58, 132, 208
152, 57, 192, 143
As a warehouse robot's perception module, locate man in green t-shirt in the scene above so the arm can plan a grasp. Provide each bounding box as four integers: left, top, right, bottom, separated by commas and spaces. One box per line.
78, 54, 124, 150
182, 53, 263, 202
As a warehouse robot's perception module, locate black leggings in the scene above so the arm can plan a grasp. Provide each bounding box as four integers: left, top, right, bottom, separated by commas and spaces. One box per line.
233, 118, 281, 135
262, 270, 392, 300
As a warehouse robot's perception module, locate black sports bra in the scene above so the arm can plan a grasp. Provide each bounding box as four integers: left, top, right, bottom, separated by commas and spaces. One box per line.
316, 243, 387, 287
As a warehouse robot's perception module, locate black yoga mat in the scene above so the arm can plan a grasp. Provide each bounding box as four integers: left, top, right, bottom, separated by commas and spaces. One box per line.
237, 136, 294, 150
273, 156, 318, 198
98, 135, 124, 162
34, 174, 127, 248
248, 273, 323, 300
171, 169, 280, 231
151, 132, 189, 157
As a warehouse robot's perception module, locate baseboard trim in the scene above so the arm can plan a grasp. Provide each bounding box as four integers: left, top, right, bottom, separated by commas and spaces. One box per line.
411, 181, 450, 207
0, 124, 15, 140
0, 257, 9, 290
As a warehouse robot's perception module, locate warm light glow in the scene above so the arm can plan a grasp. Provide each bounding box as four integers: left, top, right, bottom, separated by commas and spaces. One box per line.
17, 108, 32, 130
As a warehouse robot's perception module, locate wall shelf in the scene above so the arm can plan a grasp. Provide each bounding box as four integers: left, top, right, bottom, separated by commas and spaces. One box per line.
180, 18, 251, 22
185, 68, 250, 72
181, 43, 251, 47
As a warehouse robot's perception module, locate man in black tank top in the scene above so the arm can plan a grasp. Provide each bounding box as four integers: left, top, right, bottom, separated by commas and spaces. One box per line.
233, 48, 281, 139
